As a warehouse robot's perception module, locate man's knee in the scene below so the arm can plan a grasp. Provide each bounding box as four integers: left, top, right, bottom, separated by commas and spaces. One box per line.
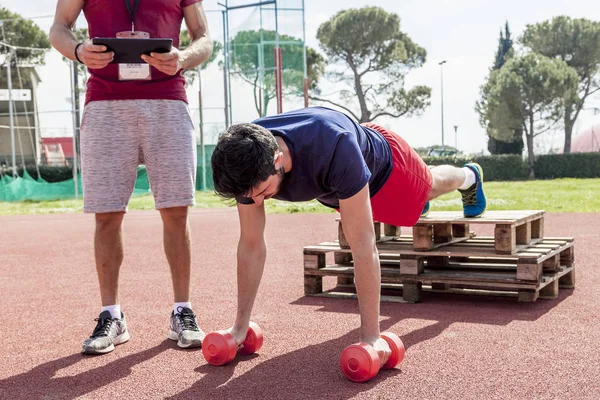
95, 212, 125, 232
160, 206, 189, 224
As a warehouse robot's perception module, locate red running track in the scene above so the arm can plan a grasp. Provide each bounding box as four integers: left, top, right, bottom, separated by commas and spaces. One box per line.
0, 209, 599, 399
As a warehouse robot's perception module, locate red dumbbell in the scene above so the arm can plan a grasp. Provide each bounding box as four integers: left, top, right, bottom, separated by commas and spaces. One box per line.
202, 322, 264, 366
339, 332, 405, 382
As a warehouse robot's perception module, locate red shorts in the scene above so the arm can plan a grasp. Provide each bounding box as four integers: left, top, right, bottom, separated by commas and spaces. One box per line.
363, 123, 432, 227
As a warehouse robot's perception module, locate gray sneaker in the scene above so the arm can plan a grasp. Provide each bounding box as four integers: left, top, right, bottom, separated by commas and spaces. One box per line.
168, 307, 205, 348
82, 311, 130, 355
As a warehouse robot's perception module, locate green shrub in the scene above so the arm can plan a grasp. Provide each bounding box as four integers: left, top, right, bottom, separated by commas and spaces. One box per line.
535, 152, 600, 179
421, 154, 528, 181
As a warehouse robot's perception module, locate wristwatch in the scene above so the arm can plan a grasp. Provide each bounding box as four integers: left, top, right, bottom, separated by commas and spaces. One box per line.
74, 42, 84, 64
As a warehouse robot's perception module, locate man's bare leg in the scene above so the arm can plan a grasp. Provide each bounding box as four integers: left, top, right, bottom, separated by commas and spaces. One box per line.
428, 165, 470, 200
160, 206, 191, 302
424, 163, 486, 218
95, 212, 125, 307
160, 206, 205, 348
82, 212, 130, 355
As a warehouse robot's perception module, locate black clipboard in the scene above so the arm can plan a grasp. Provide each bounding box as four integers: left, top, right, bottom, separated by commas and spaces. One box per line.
92, 37, 173, 64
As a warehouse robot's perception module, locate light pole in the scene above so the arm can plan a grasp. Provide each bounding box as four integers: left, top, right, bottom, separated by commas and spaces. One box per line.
439, 60, 447, 152
454, 125, 458, 150
5, 47, 17, 177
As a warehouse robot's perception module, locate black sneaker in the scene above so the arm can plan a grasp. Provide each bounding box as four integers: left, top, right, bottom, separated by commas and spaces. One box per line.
168, 307, 205, 348
82, 311, 130, 355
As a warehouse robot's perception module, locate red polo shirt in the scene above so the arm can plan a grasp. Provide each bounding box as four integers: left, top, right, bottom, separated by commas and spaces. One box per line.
82, 0, 201, 105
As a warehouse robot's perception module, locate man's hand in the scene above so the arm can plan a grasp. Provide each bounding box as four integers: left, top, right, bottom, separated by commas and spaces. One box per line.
227, 324, 249, 346
76, 40, 114, 69
363, 336, 392, 366
141, 48, 183, 76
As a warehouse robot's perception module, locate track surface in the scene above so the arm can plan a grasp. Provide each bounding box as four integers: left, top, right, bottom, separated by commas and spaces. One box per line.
0, 210, 598, 399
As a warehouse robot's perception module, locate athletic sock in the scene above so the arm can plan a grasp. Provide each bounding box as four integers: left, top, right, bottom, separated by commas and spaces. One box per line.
174, 302, 192, 314
458, 167, 476, 190
101, 304, 121, 319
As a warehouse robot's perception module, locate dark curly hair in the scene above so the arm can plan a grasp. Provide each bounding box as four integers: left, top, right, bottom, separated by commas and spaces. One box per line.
211, 123, 279, 199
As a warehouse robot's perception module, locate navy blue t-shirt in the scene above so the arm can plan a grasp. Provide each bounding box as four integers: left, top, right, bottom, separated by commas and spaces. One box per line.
238, 106, 393, 209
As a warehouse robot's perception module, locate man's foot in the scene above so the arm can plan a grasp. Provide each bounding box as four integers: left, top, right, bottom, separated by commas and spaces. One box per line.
459, 163, 486, 218
168, 306, 205, 348
420, 201, 430, 218
82, 311, 130, 355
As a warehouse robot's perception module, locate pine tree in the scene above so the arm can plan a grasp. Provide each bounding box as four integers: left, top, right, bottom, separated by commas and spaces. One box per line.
485, 22, 524, 155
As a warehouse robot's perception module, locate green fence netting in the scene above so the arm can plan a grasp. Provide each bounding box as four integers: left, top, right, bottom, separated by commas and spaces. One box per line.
0, 167, 151, 202
1, 145, 216, 202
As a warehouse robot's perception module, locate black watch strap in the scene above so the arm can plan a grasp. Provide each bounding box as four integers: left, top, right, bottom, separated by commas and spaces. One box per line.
74, 43, 84, 64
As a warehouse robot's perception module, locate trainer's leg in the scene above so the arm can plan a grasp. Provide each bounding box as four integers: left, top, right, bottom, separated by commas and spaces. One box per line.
159, 206, 191, 303
80, 100, 139, 354
140, 100, 196, 302
141, 100, 203, 348
95, 212, 125, 306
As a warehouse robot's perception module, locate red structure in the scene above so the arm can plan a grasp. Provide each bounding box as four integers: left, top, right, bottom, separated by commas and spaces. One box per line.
571, 124, 600, 153
41, 137, 74, 165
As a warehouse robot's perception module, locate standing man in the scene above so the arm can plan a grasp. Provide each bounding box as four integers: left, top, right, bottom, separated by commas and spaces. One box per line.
49, 0, 213, 354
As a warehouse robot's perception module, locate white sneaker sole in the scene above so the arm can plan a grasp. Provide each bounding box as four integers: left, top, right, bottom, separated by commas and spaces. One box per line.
168, 329, 202, 349
82, 330, 131, 355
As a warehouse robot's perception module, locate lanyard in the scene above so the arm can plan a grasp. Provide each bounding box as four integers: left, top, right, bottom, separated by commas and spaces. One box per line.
124, 0, 140, 33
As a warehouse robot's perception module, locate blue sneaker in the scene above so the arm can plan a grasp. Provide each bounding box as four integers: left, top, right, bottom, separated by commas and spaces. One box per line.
459, 163, 486, 218
420, 201, 430, 218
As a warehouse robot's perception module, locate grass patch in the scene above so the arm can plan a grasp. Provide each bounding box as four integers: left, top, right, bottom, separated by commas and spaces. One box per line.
1, 178, 599, 216
430, 178, 600, 213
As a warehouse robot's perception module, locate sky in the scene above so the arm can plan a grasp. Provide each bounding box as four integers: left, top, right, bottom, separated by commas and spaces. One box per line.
2, 0, 600, 155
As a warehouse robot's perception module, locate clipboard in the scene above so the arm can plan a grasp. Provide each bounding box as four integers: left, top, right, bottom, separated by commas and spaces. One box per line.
92, 37, 173, 64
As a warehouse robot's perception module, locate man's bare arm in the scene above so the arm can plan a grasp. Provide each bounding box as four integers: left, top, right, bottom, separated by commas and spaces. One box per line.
49, 0, 113, 68
339, 184, 392, 362
180, 2, 213, 69
229, 202, 267, 344
339, 184, 381, 342
142, 2, 213, 74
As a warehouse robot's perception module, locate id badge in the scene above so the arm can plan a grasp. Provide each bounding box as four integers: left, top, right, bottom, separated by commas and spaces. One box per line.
119, 64, 151, 80
116, 30, 151, 81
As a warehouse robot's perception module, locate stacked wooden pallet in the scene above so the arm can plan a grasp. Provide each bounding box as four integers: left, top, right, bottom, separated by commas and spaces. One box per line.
303, 211, 575, 302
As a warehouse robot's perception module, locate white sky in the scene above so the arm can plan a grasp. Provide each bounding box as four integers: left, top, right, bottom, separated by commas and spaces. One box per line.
2, 0, 600, 154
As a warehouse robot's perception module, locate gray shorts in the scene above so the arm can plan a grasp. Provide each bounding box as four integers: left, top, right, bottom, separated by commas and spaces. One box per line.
80, 99, 197, 213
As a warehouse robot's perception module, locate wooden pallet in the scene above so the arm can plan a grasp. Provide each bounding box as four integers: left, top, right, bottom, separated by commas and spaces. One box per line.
303, 237, 575, 303
337, 210, 546, 254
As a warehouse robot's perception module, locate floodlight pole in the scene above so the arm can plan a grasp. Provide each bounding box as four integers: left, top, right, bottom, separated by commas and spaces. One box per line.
69, 60, 79, 199
6, 47, 17, 178
274, 0, 282, 113
221, 10, 230, 128
197, 66, 206, 191
301, 0, 308, 108
439, 60, 447, 152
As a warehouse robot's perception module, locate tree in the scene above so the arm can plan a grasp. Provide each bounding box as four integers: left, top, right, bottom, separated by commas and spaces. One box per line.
494, 22, 514, 70
314, 6, 430, 123
484, 53, 578, 176
521, 17, 600, 153
0, 7, 50, 67
305, 47, 325, 94
228, 29, 324, 117
477, 22, 524, 155
0, 7, 50, 88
